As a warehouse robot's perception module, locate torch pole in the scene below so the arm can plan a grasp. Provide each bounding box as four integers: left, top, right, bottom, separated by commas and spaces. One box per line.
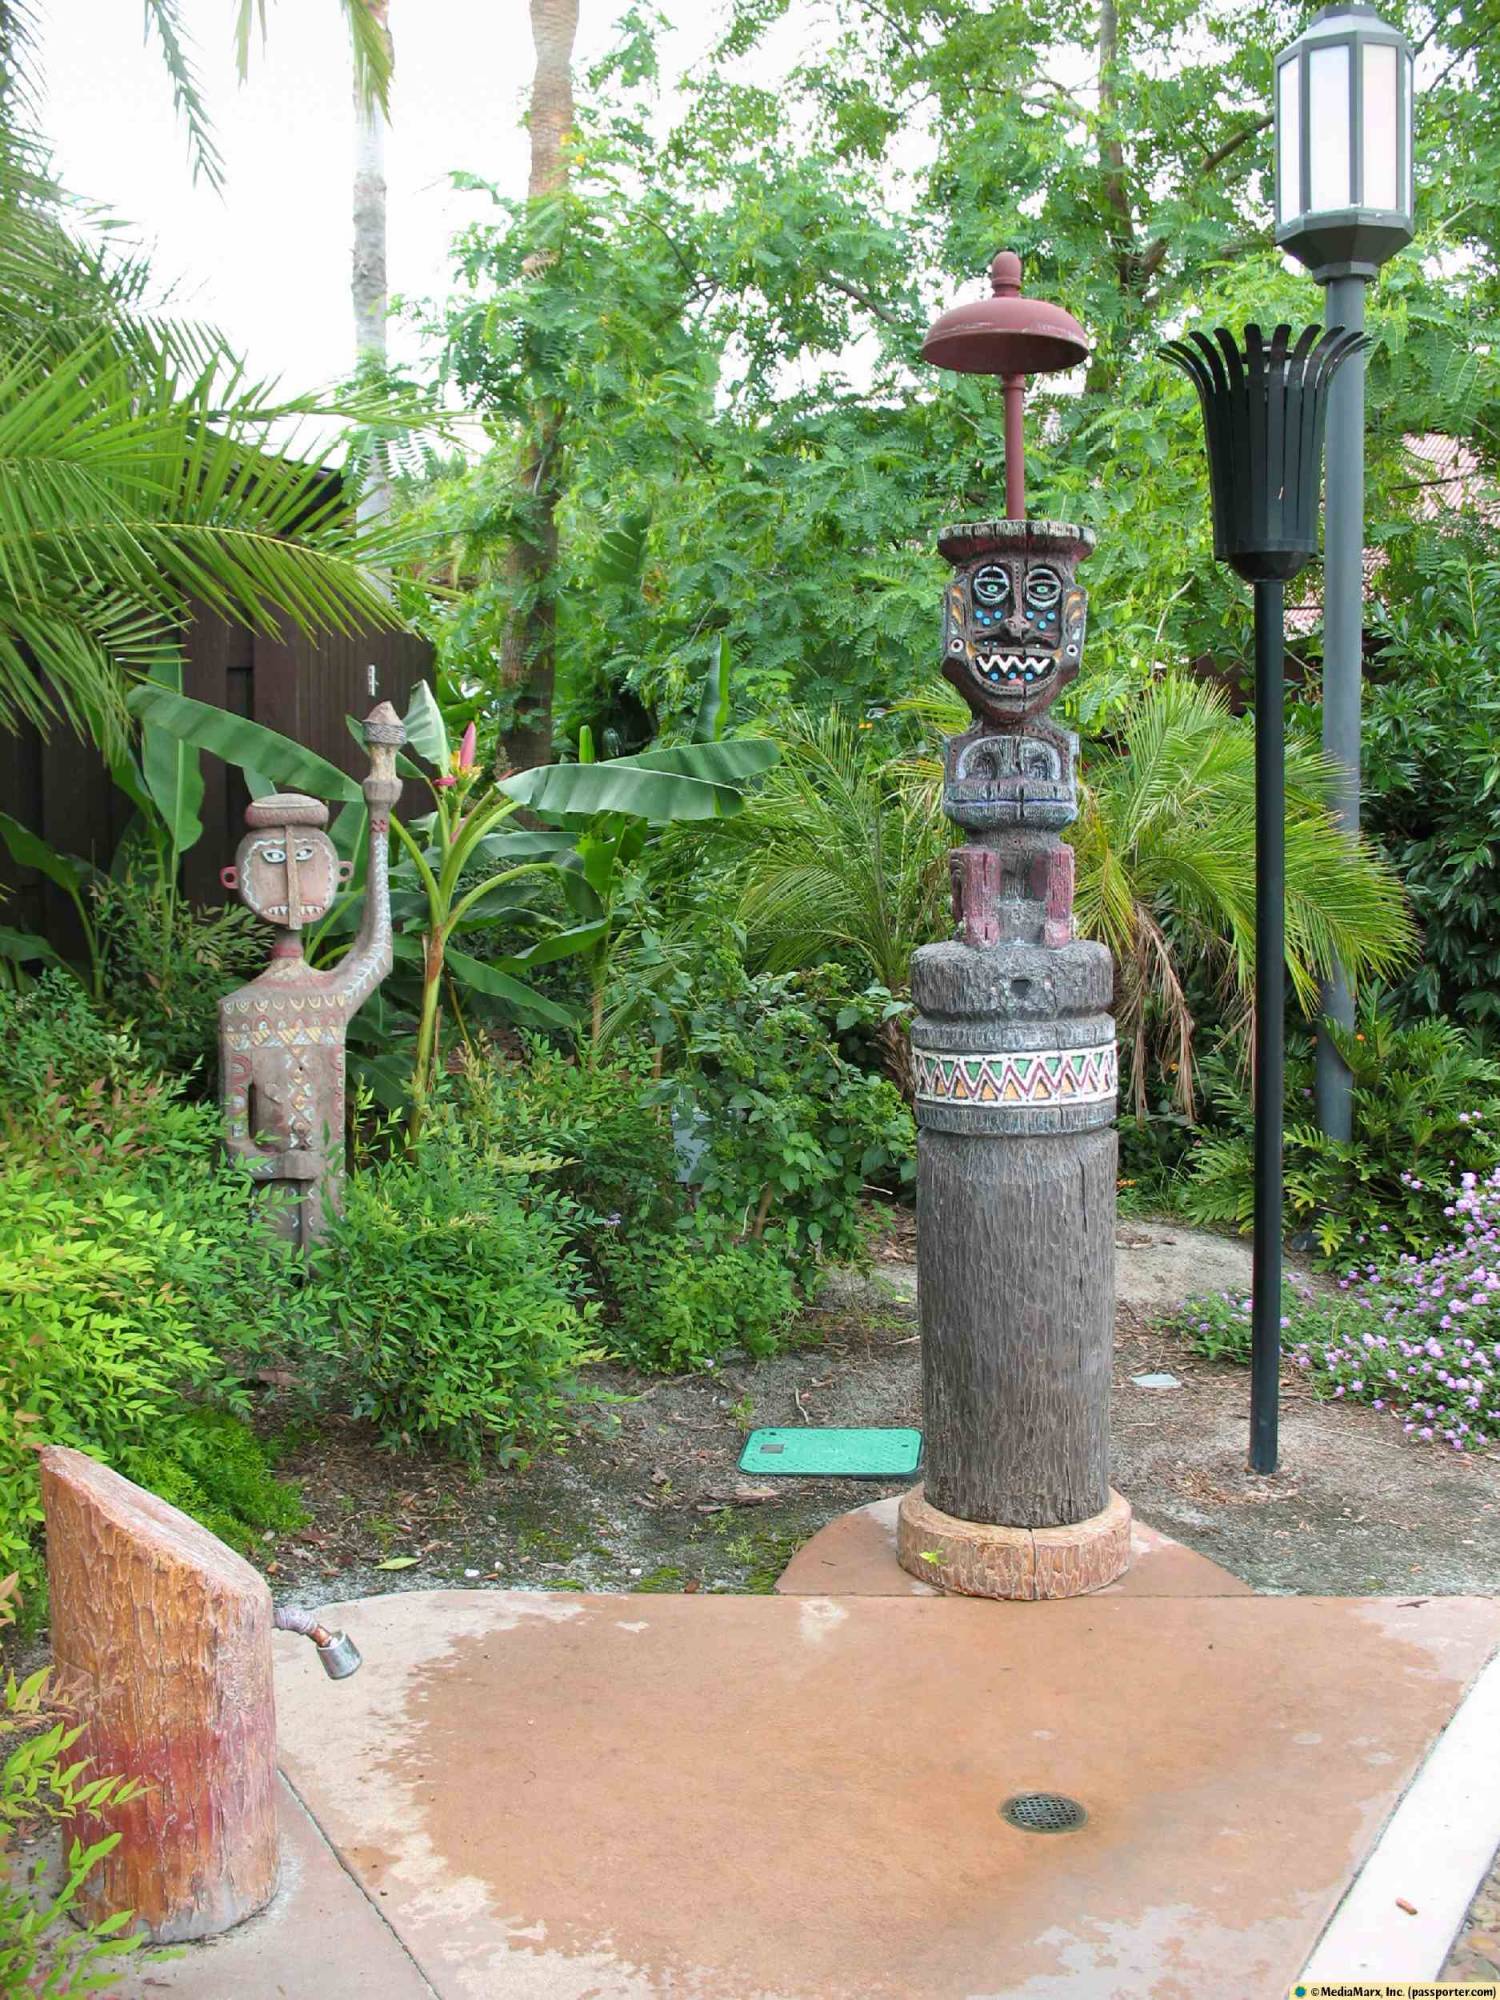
1252, 577, 1286, 1475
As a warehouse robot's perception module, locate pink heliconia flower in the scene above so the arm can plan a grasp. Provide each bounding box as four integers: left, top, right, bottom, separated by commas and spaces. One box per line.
459, 722, 477, 771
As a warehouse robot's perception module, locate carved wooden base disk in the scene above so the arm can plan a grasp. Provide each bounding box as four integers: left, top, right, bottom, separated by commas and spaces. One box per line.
896, 1483, 1132, 1599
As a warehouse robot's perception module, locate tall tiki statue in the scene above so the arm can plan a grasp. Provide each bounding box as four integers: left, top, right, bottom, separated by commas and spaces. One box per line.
896, 255, 1131, 1599
218, 703, 405, 1247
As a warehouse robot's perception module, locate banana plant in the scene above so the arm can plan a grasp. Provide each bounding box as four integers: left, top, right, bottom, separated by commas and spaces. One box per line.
0, 812, 101, 997
129, 670, 777, 1122
498, 638, 772, 1044
0, 661, 211, 997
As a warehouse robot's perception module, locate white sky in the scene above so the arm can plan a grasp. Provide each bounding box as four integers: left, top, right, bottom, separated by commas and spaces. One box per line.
38, 0, 729, 398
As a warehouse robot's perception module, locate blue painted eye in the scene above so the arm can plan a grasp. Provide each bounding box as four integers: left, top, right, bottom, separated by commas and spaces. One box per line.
1027, 565, 1063, 610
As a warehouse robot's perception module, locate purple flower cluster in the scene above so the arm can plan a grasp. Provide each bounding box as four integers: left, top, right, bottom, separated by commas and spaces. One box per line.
1175, 1169, 1500, 1452
1287, 1166, 1500, 1452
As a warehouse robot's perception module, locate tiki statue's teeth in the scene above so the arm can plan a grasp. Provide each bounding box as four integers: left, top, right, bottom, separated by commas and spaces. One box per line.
975, 650, 1051, 685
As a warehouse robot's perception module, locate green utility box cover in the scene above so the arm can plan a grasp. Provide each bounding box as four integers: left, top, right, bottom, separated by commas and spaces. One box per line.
738, 1427, 923, 1479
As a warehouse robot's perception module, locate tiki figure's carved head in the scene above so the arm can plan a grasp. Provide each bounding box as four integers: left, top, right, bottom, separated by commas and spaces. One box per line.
939, 519, 1093, 727
221, 794, 350, 930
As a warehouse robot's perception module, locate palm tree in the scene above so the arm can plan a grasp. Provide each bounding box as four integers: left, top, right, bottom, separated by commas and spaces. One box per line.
349, 0, 394, 534
497, 0, 580, 773
722, 710, 949, 1093
730, 680, 1416, 1113
727, 709, 948, 992
1069, 675, 1415, 1115
0, 8, 401, 753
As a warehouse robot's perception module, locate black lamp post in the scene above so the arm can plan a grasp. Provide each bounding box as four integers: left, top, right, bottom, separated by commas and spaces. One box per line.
1163, 323, 1369, 1474
1274, 6, 1416, 1141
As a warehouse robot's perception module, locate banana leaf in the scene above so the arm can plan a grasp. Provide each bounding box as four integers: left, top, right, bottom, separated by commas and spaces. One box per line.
0, 812, 90, 892
443, 946, 576, 1025
140, 658, 204, 855
617, 739, 776, 782
389, 934, 576, 1027
492, 922, 607, 972
0, 926, 65, 966
692, 634, 733, 743
127, 685, 363, 803
401, 681, 450, 769
500, 738, 775, 823
594, 510, 649, 586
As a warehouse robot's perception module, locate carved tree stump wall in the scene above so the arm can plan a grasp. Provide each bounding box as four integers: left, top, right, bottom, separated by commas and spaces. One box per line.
41, 1447, 279, 1942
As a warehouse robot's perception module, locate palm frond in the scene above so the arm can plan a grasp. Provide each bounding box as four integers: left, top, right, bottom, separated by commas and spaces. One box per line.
141, 0, 224, 192
234, 0, 392, 115
728, 709, 947, 992
0, 143, 411, 752
816, 675, 1415, 1113
1073, 673, 1415, 1109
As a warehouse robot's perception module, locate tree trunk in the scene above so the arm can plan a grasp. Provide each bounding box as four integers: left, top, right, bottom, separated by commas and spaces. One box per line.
353, 0, 393, 534
499, 0, 579, 774
41, 1446, 278, 1942
1088, 0, 1134, 395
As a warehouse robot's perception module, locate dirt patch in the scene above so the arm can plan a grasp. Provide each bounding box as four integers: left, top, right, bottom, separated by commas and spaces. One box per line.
261, 1230, 1499, 1612
1111, 1303, 1500, 1595
262, 1285, 924, 1612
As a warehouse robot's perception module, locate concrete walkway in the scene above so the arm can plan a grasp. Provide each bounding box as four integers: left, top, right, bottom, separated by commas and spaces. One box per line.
119, 1541, 1500, 2000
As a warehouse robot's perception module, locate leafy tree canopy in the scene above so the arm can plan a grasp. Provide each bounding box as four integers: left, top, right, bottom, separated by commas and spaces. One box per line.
412, 0, 1500, 744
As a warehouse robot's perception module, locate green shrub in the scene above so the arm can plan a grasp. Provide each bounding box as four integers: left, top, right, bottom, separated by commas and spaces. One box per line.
1362, 544, 1500, 1028
0, 978, 305, 1373
456, 1040, 679, 1228
0, 1668, 147, 1994
0, 974, 214, 1172
647, 943, 915, 1280
0, 1168, 300, 1624
598, 1228, 799, 1372
1181, 995, 1500, 1260
91, 860, 263, 1082
305, 1141, 602, 1462
452, 944, 913, 1371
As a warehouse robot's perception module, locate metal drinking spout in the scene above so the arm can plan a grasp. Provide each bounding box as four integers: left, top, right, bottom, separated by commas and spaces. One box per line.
273, 1604, 362, 1680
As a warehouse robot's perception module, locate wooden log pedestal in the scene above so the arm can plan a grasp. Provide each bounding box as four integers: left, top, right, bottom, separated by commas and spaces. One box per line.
897, 938, 1130, 1600
897, 1484, 1132, 1600
40, 1446, 279, 1943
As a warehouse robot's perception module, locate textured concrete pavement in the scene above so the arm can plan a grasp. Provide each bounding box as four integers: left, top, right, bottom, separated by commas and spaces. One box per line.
108, 1582, 1500, 2000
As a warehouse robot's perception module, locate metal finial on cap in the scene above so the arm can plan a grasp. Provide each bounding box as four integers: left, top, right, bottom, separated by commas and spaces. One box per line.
990, 250, 1023, 296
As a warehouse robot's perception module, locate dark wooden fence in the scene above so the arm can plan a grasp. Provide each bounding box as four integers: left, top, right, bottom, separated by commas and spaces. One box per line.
0, 612, 433, 952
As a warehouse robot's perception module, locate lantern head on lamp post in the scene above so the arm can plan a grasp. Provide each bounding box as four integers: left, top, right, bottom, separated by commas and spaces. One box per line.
1163, 322, 1370, 1476
1275, 5, 1415, 282
1275, 3, 1415, 1145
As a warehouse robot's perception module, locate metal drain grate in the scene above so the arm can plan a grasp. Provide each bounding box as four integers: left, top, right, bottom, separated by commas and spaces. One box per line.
1000, 1792, 1088, 1834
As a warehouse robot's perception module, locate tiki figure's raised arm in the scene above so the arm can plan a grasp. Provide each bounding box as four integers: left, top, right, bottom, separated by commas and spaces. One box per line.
331, 702, 405, 1011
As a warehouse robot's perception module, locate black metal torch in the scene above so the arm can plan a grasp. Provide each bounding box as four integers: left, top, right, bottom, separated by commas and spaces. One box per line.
1161, 323, 1369, 1475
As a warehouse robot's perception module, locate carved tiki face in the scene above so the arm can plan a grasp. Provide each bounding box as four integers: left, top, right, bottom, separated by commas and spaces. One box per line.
939, 520, 1093, 726
221, 794, 348, 930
